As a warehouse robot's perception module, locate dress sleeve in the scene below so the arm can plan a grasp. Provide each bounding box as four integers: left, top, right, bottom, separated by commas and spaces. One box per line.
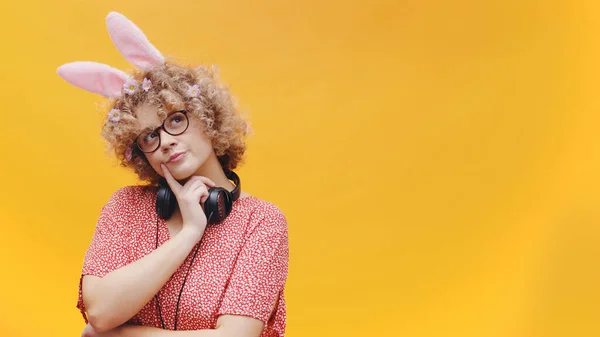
217, 207, 289, 324
76, 187, 134, 323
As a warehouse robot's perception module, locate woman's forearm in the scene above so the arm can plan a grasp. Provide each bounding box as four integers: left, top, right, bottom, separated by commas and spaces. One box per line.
83, 227, 203, 332
116, 325, 221, 337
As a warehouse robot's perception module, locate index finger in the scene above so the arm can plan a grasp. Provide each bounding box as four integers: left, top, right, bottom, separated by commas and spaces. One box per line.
161, 164, 181, 194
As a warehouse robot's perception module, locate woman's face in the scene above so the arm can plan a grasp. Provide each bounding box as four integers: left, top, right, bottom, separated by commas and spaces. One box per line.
134, 103, 214, 181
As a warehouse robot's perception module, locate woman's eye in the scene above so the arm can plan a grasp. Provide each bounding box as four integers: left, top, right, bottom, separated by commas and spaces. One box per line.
145, 132, 158, 141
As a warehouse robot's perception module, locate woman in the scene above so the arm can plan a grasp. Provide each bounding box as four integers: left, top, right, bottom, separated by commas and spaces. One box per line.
57, 11, 289, 337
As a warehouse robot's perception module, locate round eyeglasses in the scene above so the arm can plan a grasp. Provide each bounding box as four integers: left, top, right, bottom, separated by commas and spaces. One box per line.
136, 110, 190, 153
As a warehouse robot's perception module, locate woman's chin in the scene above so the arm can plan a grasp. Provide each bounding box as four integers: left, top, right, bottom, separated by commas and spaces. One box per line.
170, 163, 197, 181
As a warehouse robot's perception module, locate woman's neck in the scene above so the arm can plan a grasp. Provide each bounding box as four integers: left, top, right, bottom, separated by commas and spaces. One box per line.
194, 154, 236, 192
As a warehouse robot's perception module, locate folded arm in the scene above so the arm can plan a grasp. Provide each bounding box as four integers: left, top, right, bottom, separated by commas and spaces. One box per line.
83, 314, 264, 337
82, 227, 202, 333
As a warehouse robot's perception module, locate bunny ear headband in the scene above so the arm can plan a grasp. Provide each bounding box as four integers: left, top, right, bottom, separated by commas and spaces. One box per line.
57, 12, 203, 161
56, 11, 166, 99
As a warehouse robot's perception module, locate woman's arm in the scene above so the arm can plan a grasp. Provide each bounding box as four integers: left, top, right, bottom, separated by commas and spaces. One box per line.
83, 227, 202, 333
82, 324, 219, 337
82, 315, 264, 337
119, 326, 220, 337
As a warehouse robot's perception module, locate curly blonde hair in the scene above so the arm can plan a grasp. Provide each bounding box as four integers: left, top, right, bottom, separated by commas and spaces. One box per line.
100, 61, 250, 185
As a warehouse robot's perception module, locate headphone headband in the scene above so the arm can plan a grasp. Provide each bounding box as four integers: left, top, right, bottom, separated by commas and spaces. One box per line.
224, 170, 241, 202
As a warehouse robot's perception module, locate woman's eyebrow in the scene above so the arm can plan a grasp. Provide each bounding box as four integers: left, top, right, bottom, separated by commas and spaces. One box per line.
138, 124, 159, 134
137, 108, 177, 132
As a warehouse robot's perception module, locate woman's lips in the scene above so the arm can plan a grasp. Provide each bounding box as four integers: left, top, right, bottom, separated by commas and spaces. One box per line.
167, 152, 186, 163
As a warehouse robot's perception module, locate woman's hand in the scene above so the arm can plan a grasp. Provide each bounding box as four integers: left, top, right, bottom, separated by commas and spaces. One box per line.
161, 164, 216, 239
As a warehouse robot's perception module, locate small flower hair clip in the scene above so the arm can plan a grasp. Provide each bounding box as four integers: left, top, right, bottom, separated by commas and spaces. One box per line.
108, 108, 121, 122
186, 84, 200, 98
142, 77, 152, 92
123, 78, 138, 95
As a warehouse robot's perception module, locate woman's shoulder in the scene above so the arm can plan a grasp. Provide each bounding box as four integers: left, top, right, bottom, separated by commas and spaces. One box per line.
102, 184, 156, 216
107, 184, 155, 203
237, 195, 288, 230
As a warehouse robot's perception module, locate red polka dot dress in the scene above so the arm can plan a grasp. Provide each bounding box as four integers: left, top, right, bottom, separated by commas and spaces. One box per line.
76, 185, 289, 336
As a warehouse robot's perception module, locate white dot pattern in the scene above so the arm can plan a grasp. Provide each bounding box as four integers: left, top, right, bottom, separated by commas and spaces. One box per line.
77, 186, 289, 336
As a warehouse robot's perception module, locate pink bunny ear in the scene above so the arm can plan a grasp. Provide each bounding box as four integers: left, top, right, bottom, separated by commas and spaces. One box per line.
106, 11, 165, 70
57, 61, 129, 98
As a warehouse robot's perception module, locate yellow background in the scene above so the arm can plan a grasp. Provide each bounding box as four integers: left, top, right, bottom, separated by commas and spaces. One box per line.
0, 0, 598, 336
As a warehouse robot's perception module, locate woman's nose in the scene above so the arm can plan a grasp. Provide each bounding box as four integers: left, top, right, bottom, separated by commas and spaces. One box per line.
159, 130, 178, 151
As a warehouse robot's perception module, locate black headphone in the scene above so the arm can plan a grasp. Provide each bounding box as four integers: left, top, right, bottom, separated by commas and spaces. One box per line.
155, 170, 241, 224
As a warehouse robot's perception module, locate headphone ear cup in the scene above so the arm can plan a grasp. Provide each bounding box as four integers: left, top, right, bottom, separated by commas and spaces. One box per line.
156, 179, 177, 219
203, 187, 219, 224
204, 187, 233, 224
219, 190, 233, 222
